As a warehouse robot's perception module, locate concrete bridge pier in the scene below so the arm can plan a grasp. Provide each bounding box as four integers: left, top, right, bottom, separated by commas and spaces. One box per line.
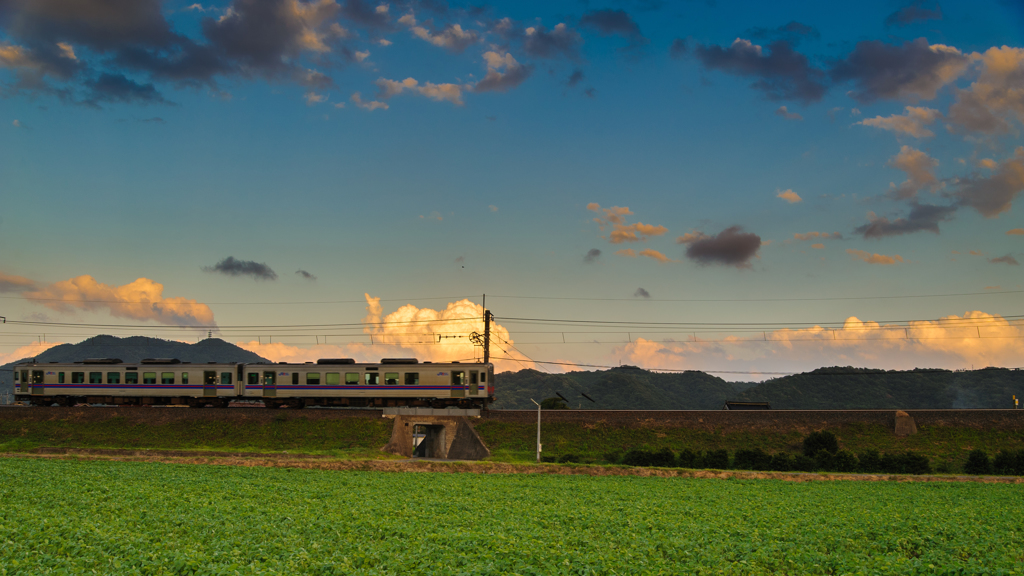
382, 410, 490, 460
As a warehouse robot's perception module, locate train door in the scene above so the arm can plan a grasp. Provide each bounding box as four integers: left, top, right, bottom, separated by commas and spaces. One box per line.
470, 370, 479, 396
31, 370, 44, 395
450, 370, 465, 398
19, 370, 28, 393
263, 371, 276, 397
203, 371, 217, 397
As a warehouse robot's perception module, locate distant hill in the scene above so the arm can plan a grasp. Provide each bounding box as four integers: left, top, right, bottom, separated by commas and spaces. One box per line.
492, 365, 1024, 410
733, 366, 1024, 410
491, 366, 745, 410
1, 335, 269, 401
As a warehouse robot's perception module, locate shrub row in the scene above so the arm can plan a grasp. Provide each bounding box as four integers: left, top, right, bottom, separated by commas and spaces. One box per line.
963, 449, 1024, 475
583, 447, 932, 474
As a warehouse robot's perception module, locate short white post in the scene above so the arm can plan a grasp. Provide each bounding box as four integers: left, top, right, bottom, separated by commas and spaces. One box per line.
530, 398, 541, 463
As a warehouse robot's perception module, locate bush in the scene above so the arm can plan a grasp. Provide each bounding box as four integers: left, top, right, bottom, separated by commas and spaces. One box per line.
768, 452, 793, 472
677, 449, 698, 468
791, 455, 817, 472
880, 452, 931, 475
702, 449, 730, 470
992, 450, 1024, 475
814, 450, 835, 471
833, 450, 860, 473
621, 450, 654, 467
540, 455, 557, 463
733, 449, 771, 471
558, 454, 580, 464
803, 431, 839, 457
858, 450, 884, 473
601, 451, 621, 464
650, 448, 676, 468
964, 449, 993, 475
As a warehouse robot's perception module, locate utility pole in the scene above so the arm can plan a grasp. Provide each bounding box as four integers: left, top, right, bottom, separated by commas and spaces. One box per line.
483, 309, 491, 364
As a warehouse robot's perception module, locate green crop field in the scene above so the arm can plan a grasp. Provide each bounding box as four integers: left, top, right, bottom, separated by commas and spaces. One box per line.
1, 459, 1022, 575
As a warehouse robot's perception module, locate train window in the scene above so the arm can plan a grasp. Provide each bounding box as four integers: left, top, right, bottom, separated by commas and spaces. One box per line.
292, 373, 299, 385
248, 373, 259, 385
480, 371, 486, 383
58, 372, 65, 384
307, 373, 321, 385
107, 372, 120, 384
364, 372, 379, 386
326, 373, 340, 385
405, 372, 419, 385
221, 373, 232, 385
451, 371, 465, 385
143, 372, 157, 384
385, 372, 399, 385
182, 373, 189, 385
32, 371, 43, 383
345, 372, 359, 385
72, 372, 85, 384
89, 372, 103, 384
470, 371, 478, 384
14, 371, 19, 382
125, 372, 138, 385
161, 372, 175, 384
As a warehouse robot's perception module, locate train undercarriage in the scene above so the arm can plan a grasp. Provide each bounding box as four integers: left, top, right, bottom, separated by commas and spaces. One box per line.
16, 395, 490, 410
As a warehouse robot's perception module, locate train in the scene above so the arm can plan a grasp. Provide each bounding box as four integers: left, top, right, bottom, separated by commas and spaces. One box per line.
12, 358, 494, 409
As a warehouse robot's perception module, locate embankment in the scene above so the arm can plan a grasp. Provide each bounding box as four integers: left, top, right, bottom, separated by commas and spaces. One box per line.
2, 407, 1023, 470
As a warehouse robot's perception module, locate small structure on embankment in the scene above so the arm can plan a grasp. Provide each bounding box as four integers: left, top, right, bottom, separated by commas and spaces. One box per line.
381, 408, 491, 460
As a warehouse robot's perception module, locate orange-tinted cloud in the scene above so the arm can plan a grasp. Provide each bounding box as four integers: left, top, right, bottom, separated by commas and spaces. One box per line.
948, 46, 1024, 134
0, 271, 35, 293
887, 146, 939, 199
24, 275, 215, 326
811, 243, 825, 249
793, 231, 841, 241
857, 106, 940, 138
588, 203, 667, 243
846, 248, 904, 265
776, 189, 802, 203
616, 248, 637, 257
639, 249, 676, 263
238, 294, 532, 372
0, 341, 64, 365
1008, 228, 1024, 235
616, 311, 1024, 374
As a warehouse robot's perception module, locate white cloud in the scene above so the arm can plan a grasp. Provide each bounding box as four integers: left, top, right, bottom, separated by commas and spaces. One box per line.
304, 91, 327, 105
775, 106, 803, 121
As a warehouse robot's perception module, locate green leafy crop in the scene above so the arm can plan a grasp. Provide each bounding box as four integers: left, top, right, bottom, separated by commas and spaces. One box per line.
1, 458, 1021, 575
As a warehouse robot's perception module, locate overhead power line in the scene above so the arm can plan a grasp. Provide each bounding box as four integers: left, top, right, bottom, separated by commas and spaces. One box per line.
495, 314, 1024, 328
4, 289, 1021, 306
0, 294, 477, 305
485, 290, 1024, 303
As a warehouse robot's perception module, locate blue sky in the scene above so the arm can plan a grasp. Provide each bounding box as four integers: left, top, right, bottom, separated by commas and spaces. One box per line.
1, 0, 1023, 376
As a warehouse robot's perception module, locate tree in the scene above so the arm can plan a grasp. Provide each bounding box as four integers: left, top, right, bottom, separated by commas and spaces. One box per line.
540, 397, 568, 409
803, 430, 839, 457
